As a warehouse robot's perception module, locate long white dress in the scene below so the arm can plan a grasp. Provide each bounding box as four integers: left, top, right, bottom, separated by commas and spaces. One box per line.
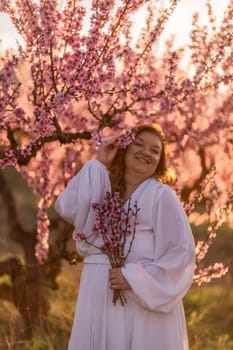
54, 159, 196, 350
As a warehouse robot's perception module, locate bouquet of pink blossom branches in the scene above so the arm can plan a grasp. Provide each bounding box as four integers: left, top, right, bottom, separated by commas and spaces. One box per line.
74, 191, 139, 306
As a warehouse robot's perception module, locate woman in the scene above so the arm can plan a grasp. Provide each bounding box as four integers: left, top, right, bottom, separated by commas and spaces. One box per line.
54, 123, 196, 350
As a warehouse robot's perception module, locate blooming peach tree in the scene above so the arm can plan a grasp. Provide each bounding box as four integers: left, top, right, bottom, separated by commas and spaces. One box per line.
0, 0, 232, 302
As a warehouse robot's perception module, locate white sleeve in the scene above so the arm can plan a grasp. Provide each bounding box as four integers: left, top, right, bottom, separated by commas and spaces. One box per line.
54, 159, 111, 233
122, 186, 196, 313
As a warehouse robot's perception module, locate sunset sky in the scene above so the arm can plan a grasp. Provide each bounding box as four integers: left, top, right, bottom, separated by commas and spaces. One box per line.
0, 0, 230, 51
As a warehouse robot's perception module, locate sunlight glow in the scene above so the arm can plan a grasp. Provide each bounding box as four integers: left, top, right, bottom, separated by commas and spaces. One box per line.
0, 0, 230, 52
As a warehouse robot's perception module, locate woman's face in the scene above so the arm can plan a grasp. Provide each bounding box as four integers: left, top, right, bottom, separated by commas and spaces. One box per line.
124, 131, 162, 180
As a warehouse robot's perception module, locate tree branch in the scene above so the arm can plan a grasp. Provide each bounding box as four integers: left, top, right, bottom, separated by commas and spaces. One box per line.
180, 148, 212, 201
0, 129, 91, 166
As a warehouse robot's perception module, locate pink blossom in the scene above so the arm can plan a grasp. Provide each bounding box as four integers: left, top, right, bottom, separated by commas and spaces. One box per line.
0, 0, 232, 286
194, 263, 229, 286
74, 232, 86, 240
34, 107, 55, 137
74, 191, 140, 306
0, 150, 17, 169
92, 129, 135, 149
114, 130, 135, 148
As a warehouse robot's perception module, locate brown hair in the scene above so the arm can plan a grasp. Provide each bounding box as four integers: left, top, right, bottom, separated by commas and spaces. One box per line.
108, 123, 176, 197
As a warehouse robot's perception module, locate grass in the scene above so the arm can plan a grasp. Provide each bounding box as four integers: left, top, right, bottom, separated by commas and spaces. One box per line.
0, 261, 233, 349
184, 286, 233, 350
0, 261, 80, 350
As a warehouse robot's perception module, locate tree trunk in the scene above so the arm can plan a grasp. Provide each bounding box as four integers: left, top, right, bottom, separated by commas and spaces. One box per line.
0, 169, 79, 337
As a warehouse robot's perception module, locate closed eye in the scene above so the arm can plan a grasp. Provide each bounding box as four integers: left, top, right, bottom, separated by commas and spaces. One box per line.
151, 149, 160, 154
134, 141, 143, 146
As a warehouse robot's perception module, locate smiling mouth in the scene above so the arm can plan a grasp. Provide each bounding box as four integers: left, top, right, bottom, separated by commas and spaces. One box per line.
135, 156, 150, 164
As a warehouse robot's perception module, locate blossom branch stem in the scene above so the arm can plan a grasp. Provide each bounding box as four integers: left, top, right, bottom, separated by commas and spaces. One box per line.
123, 203, 139, 264
0, 129, 91, 167
93, 0, 131, 68
129, 0, 179, 76
49, 41, 58, 93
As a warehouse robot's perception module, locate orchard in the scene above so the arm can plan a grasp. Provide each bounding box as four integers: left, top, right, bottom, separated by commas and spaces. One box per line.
0, 0, 232, 335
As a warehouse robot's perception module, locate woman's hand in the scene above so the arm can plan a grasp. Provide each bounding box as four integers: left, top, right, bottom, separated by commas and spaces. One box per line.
96, 138, 119, 167
109, 268, 131, 290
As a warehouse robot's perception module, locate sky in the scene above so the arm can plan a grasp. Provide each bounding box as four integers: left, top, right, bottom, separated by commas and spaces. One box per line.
0, 0, 230, 51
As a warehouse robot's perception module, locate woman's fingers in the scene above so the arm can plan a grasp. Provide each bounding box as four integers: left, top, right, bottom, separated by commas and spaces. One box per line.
96, 139, 119, 166
104, 135, 119, 145
109, 268, 131, 290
